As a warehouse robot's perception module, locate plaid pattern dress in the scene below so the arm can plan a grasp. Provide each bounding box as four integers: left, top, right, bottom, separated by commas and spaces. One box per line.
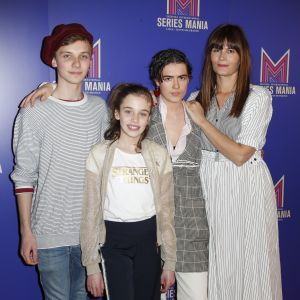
147, 107, 209, 272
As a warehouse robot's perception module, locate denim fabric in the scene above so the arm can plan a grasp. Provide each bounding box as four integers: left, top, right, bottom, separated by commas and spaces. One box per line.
38, 245, 87, 300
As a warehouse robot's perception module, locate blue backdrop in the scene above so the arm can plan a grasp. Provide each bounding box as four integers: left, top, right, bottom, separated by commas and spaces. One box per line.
1, 0, 299, 299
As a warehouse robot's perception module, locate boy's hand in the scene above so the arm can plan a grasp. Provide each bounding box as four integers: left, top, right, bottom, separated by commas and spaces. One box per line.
20, 231, 38, 265
150, 90, 159, 107
20, 83, 54, 108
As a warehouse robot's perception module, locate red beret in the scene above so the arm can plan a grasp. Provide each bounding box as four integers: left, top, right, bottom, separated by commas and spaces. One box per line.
41, 23, 93, 67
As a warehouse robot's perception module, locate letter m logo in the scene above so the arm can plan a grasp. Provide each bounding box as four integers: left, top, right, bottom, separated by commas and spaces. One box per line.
88, 39, 101, 79
167, 0, 200, 17
260, 48, 290, 84
275, 175, 285, 209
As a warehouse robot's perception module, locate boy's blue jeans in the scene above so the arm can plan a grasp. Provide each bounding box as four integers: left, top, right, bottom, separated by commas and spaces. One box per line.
38, 245, 87, 300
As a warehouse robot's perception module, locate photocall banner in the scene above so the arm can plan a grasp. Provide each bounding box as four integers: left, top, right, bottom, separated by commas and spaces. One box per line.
1, 0, 299, 299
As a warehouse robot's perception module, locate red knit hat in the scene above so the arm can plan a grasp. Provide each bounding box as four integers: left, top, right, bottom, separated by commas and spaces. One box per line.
41, 23, 93, 67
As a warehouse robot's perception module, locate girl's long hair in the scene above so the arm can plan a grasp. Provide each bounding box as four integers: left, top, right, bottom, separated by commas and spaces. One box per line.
196, 24, 251, 117
104, 83, 153, 152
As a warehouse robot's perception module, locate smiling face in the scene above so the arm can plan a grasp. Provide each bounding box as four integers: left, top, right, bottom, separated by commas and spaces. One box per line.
155, 62, 189, 104
51, 40, 92, 85
115, 94, 152, 144
210, 42, 240, 79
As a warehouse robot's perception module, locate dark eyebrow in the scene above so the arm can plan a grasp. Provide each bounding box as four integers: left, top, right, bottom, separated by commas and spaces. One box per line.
123, 107, 150, 113
162, 74, 189, 78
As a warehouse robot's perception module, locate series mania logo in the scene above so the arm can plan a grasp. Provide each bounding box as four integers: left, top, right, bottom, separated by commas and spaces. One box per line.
260, 48, 296, 97
166, 284, 176, 300
83, 39, 111, 95
156, 0, 208, 32
275, 175, 291, 220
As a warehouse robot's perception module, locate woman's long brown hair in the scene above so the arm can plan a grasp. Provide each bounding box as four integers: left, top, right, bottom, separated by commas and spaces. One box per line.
196, 24, 251, 117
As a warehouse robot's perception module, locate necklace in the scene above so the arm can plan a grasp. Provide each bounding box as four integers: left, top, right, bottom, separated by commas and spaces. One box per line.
56, 93, 84, 102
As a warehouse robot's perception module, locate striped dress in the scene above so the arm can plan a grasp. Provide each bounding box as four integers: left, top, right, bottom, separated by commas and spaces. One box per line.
11, 94, 108, 249
189, 85, 282, 300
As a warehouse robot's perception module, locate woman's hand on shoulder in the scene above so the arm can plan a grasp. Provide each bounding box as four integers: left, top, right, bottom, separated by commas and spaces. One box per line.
184, 100, 206, 126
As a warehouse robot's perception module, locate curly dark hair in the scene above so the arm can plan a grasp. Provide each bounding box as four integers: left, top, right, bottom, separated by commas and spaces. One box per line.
149, 49, 192, 87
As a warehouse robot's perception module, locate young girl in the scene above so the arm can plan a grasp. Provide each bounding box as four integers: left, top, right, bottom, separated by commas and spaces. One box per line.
80, 83, 176, 300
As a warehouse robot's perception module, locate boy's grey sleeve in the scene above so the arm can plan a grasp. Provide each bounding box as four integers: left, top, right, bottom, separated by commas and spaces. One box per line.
10, 109, 40, 191
99, 103, 109, 142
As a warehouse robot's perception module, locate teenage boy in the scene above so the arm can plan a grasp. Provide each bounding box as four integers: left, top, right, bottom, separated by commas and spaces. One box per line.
11, 23, 108, 300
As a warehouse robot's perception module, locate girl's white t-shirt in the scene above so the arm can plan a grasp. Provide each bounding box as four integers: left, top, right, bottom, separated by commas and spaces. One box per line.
104, 148, 156, 222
